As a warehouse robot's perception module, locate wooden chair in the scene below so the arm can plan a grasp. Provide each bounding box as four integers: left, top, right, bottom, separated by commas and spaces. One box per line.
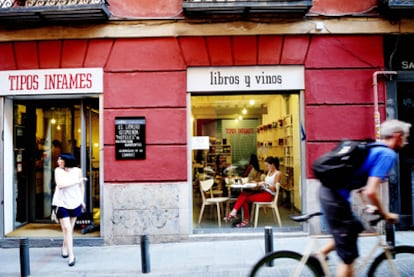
197, 178, 229, 227
251, 182, 282, 228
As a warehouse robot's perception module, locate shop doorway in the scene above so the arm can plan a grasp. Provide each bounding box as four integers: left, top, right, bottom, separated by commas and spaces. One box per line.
395, 81, 414, 229
9, 98, 100, 235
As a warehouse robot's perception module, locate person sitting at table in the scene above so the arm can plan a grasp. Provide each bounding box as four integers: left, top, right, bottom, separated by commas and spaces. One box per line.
224, 156, 281, 228
215, 154, 229, 176
242, 154, 261, 182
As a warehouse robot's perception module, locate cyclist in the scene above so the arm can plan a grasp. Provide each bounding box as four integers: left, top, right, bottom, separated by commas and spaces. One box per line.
318, 119, 411, 277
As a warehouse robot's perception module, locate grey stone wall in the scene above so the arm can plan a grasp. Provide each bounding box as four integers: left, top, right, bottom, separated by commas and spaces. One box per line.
304, 179, 323, 234
103, 182, 190, 245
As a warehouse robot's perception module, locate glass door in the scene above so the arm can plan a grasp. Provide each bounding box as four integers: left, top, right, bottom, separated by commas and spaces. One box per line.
12, 99, 99, 227
396, 82, 414, 229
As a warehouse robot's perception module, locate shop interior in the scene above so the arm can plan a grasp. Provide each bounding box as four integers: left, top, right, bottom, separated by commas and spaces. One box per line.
191, 93, 303, 231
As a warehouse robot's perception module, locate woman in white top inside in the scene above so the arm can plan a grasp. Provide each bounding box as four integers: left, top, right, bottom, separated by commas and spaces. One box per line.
224, 156, 281, 227
53, 153, 86, 267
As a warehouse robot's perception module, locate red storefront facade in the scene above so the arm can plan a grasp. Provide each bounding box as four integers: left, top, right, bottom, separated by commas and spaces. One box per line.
0, 0, 413, 245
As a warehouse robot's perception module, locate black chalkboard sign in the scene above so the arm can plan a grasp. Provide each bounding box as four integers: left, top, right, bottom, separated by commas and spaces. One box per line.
115, 117, 146, 160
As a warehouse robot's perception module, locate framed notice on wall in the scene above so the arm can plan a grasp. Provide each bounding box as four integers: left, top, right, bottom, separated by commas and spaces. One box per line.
115, 117, 146, 160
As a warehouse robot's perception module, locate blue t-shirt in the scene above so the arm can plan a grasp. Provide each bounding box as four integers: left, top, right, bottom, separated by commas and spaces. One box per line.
339, 143, 397, 201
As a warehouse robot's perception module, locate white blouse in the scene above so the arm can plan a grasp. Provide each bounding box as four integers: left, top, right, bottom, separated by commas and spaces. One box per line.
53, 167, 84, 209
263, 171, 280, 196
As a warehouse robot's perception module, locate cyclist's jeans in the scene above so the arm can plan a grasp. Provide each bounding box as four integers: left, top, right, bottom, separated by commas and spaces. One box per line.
319, 186, 364, 264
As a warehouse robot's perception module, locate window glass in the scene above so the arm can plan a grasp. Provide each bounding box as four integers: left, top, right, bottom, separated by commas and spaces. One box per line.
191, 93, 302, 231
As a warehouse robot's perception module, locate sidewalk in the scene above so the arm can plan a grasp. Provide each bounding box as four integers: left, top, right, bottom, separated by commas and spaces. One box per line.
1, 231, 414, 277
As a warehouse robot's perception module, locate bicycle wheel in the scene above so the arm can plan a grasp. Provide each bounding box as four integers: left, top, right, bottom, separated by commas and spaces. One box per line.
249, 250, 324, 277
367, 245, 414, 277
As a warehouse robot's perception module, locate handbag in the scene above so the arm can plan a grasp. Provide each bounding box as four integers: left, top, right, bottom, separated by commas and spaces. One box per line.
51, 207, 59, 223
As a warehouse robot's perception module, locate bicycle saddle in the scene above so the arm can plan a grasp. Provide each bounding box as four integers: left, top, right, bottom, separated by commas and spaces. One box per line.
289, 212, 323, 222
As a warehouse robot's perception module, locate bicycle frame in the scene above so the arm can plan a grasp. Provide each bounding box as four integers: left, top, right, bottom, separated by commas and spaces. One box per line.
294, 232, 401, 277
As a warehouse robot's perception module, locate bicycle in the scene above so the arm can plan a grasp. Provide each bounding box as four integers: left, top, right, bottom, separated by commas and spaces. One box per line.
249, 211, 414, 277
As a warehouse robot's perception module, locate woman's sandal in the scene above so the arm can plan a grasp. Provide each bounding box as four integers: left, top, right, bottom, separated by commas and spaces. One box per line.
223, 213, 237, 222
235, 220, 250, 228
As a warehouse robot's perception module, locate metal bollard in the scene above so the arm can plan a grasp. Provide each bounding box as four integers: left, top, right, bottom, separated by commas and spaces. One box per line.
264, 226, 274, 267
140, 235, 151, 273
19, 238, 30, 277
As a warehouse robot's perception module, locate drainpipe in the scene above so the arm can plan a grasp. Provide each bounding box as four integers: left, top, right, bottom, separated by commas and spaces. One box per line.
373, 71, 397, 141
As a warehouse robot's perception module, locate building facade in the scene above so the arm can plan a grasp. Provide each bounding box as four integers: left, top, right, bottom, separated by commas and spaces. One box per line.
0, 0, 414, 245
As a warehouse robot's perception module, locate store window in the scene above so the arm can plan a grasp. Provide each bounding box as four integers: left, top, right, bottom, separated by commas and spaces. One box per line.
191, 93, 303, 231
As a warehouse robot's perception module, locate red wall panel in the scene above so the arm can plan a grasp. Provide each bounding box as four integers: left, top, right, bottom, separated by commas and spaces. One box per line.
306, 35, 383, 68
305, 69, 385, 105
306, 105, 383, 141
84, 39, 114, 68
179, 37, 210, 66
61, 40, 88, 68
104, 109, 187, 145
104, 72, 186, 108
104, 145, 187, 182
233, 36, 257, 65
310, 0, 377, 15
305, 104, 386, 176
108, 0, 182, 18
106, 38, 186, 71
39, 41, 62, 69
7, 35, 387, 183
206, 37, 233, 65
280, 36, 310, 65
14, 41, 38, 69
0, 43, 16, 70
258, 36, 283, 65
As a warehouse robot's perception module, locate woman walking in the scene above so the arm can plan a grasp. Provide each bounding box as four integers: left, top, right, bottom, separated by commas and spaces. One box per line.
53, 153, 86, 266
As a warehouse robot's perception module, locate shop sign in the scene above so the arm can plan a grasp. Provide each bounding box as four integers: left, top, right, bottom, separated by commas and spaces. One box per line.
115, 117, 146, 160
0, 68, 103, 95
187, 66, 304, 92
384, 36, 414, 71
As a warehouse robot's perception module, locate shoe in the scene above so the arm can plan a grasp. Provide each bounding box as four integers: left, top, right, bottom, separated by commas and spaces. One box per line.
223, 213, 237, 222
61, 248, 69, 259
68, 256, 76, 267
235, 220, 250, 228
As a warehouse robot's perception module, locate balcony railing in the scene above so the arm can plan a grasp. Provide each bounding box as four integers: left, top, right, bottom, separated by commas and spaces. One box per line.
0, 0, 110, 27
183, 0, 312, 16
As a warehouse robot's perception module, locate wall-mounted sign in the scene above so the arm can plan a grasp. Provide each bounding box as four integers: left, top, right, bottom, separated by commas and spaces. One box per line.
187, 66, 304, 92
0, 68, 103, 95
115, 117, 146, 160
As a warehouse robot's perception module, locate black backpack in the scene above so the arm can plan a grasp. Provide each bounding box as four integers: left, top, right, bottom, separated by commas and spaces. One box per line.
312, 140, 383, 188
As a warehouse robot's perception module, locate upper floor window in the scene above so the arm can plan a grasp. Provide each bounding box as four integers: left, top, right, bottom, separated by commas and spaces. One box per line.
183, 0, 313, 17
0, 0, 110, 27
379, 0, 414, 17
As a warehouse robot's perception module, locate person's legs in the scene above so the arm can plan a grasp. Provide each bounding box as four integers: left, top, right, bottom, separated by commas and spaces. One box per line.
243, 191, 273, 221
318, 237, 335, 257
319, 186, 363, 276
226, 191, 250, 219
336, 262, 354, 277
60, 217, 75, 264
57, 205, 81, 266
